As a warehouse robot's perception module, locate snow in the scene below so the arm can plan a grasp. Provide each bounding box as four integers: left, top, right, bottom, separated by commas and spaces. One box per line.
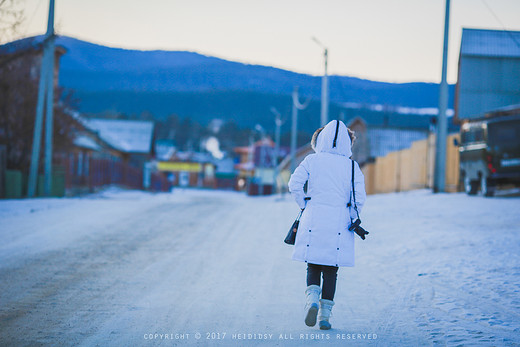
1, 189, 519, 346
84, 119, 155, 153
339, 102, 455, 117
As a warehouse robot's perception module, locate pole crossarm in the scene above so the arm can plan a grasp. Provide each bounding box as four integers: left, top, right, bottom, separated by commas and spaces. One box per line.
292, 88, 311, 111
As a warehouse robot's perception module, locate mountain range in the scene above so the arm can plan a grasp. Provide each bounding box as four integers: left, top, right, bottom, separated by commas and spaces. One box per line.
2, 35, 455, 134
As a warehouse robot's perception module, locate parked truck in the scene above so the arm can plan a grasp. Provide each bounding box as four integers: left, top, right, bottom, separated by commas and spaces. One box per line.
458, 109, 520, 196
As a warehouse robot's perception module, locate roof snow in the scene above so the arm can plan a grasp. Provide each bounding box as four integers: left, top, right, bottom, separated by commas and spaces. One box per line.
73, 135, 102, 151
85, 119, 154, 154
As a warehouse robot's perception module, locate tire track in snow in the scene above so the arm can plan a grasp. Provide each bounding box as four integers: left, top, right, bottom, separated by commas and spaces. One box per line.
0, 193, 230, 346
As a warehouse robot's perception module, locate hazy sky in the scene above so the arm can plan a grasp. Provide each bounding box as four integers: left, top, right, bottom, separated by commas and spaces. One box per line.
14, 0, 520, 84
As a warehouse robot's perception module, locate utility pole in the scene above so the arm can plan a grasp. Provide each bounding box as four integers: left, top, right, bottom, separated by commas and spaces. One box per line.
312, 37, 329, 127
255, 124, 266, 196
44, 31, 56, 196
290, 87, 311, 172
270, 107, 283, 194
433, 0, 450, 193
246, 132, 254, 194
28, 0, 55, 197
290, 90, 298, 173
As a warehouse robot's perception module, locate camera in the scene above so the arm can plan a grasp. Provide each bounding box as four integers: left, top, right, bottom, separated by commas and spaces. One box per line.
348, 219, 369, 240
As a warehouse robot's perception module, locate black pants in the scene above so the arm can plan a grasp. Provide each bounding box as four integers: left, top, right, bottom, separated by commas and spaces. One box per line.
306, 263, 339, 301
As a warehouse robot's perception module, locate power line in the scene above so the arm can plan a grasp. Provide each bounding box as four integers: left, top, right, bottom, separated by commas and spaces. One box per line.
23, 0, 45, 37
480, 0, 520, 50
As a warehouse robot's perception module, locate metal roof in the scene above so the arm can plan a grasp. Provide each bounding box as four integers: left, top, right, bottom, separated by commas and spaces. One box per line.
0, 35, 66, 55
460, 28, 520, 58
85, 119, 154, 153
0, 36, 44, 54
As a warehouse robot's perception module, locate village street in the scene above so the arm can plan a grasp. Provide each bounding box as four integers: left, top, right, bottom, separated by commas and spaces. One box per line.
1, 188, 519, 346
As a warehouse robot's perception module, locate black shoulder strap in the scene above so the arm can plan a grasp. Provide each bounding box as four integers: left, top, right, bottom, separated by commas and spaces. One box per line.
351, 160, 356, 206
349, 160, 360, 221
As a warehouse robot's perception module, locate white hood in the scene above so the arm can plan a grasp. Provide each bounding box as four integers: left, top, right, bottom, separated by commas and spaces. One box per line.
314, 120, 352, 158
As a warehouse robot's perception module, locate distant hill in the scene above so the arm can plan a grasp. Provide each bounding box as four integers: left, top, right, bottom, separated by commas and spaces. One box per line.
1, 35, 455, 133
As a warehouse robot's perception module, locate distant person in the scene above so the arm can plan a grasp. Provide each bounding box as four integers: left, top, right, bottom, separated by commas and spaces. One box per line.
288, 120, 367, 330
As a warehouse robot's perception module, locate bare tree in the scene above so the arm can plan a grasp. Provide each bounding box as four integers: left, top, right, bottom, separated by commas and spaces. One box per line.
0, 0, 24, 44
0, 52, 76, 173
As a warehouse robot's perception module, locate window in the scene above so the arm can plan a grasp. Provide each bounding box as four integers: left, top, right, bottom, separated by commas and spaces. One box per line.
461, 127, 485, 144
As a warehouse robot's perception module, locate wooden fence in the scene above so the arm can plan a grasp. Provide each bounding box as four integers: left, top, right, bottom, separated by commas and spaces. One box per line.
56, 155, 172, 195
362, 133, 460, 194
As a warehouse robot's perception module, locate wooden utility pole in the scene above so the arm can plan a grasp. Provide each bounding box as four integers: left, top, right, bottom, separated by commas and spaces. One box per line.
28, 0, 55, 197
433, 0, 451, 193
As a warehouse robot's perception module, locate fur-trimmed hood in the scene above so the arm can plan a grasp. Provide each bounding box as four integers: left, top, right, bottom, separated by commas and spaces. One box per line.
314, 120, 352, 158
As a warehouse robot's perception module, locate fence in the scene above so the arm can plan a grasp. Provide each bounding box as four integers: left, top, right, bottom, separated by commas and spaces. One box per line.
362, 133, 460, 194
275, 133, 460, 196
90, 158, 171, 193
87, 158, 143, 190
3, 168, 66, 199
1, 153, 172, 199
56, 155, 171, 195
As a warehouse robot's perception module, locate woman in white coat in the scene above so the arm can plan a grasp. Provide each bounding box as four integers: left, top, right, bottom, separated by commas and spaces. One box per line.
288, 119, 366, 330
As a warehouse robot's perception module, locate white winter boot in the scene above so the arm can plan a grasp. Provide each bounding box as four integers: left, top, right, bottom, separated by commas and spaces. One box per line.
318, 299, 335, 330
304, 285, 321, 327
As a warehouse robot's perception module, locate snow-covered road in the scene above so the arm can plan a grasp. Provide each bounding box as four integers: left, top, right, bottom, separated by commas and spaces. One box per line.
1, 188, 519, 346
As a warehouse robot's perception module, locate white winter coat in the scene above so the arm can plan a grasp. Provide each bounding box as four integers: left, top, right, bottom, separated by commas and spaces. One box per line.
288, 120, 366, 267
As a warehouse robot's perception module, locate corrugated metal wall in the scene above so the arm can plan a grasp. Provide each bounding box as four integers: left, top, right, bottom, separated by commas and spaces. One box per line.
367, 128, 429, 158
458, 56, 520, 119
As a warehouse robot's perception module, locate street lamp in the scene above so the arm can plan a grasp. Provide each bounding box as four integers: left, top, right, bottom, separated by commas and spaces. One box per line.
290, 87, 311, 173
270, 107, 284, 194
312, 36, 329, 127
